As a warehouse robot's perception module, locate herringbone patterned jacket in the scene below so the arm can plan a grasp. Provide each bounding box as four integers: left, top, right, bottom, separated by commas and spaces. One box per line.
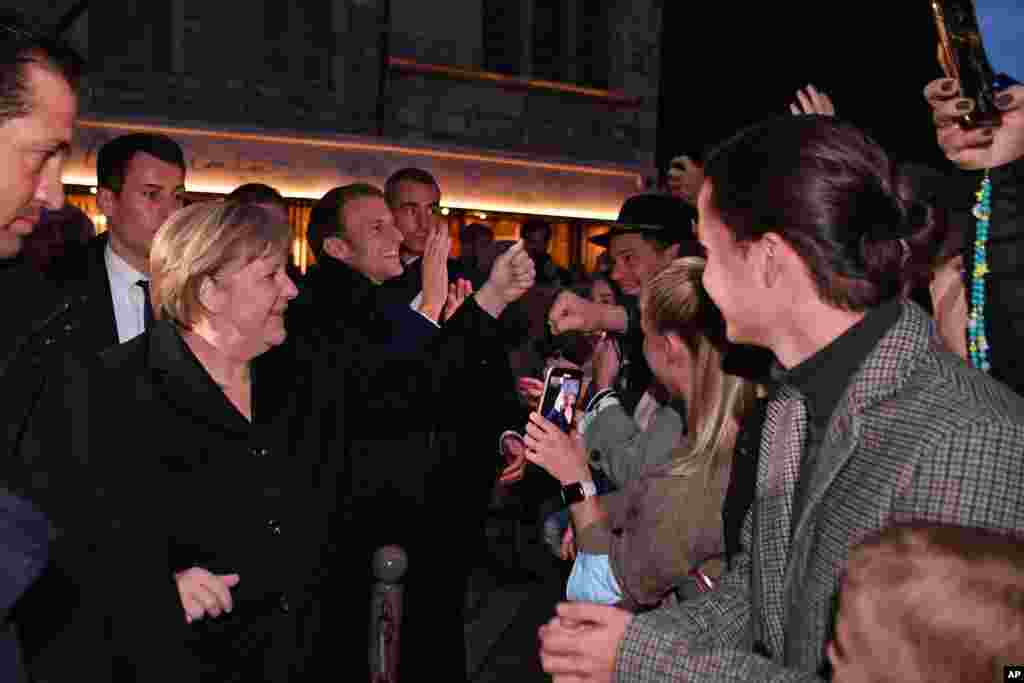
617, 301, 1024, 682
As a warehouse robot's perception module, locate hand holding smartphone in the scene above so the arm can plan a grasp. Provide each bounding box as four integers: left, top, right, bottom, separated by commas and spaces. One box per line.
538, 366, 584, 434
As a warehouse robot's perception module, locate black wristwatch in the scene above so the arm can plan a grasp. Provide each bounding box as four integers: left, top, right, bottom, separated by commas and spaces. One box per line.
561, 480, 597, 506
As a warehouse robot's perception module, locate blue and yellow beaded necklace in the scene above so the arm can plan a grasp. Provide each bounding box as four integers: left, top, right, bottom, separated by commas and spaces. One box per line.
967, 170, 991, 372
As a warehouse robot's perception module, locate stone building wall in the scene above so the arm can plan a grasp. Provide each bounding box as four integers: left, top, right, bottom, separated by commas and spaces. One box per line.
78, 0, 660, 168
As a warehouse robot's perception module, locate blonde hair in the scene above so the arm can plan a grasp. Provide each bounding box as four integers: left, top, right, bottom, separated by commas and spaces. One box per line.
841, 523, 1024, 683
150, 201, 291, 328
641, 257, 757, 481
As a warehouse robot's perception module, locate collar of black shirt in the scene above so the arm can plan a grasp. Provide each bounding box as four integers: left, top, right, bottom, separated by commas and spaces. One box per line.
772, 297, 903, 429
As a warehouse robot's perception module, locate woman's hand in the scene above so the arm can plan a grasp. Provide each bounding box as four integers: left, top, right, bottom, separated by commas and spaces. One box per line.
523, 412, 589, 485
419, 225, 451, 322
174, 567, 240, 624
590, 336, 621, 392
924, 77, 1024, 170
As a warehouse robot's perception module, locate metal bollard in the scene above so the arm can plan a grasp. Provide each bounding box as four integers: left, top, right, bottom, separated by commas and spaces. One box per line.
370, 545, 408, 683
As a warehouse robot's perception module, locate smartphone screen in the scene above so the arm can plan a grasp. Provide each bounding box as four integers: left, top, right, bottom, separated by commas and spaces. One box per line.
539, 367, 584, 434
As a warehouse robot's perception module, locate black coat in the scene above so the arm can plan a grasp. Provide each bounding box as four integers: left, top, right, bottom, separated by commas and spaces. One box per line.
0, 260, 95, 683
12, 319, 348, 682
0, 259, 84, 455
293, 257, 525, 682
42, 233, 120, 356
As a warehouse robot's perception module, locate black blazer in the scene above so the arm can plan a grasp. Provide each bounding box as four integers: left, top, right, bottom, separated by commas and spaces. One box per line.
83, 320, 346, 682
44, 233, 119, 355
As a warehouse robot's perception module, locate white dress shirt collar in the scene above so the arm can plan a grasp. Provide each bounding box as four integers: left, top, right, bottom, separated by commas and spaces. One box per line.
104, 241, 149, 343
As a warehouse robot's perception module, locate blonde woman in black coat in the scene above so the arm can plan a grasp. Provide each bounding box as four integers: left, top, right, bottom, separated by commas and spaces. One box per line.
92, 201, 345, 681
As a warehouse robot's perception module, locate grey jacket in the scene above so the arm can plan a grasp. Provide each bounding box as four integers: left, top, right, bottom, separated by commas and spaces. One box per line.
585, 399, 685, 488
616, 301, 1024, 682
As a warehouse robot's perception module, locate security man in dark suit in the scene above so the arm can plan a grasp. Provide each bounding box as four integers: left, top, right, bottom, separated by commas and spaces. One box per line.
0, 12, 83, 682
45, 133, 186, 353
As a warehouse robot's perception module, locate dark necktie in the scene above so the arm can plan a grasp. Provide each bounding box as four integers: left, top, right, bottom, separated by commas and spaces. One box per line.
136, 279, 156, 331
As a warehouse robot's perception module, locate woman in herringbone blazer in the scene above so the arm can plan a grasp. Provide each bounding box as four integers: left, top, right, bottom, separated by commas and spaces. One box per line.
537, 115, 1024, 683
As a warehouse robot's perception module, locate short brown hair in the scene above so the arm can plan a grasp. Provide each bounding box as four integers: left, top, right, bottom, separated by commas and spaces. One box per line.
384, 167, 438, 208
842, 523, 1024, 683
150, 201, 291, 327
307, 183, 384, 261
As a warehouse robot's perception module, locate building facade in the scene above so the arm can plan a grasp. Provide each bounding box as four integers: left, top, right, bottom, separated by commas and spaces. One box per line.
25, 1, 666, 270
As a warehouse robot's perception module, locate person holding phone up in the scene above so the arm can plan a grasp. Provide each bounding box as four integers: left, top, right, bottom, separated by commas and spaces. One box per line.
524, 258, 757, 610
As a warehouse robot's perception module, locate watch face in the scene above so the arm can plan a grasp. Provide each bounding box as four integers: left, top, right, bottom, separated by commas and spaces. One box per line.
561, 482, 584, 506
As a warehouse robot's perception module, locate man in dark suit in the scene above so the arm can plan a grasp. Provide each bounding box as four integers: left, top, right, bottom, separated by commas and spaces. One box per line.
46, 133, 185, 353
0, 12, 83, 682
296, 182, 533, 682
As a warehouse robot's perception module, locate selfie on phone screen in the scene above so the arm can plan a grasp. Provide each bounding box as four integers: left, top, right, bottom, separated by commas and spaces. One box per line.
540, 370, 582, 433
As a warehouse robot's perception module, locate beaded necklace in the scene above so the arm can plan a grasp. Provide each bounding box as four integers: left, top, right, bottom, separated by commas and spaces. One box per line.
967, 171, 991, 372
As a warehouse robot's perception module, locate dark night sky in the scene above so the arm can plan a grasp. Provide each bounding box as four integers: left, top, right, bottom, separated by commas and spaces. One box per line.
657, 1, 954, 173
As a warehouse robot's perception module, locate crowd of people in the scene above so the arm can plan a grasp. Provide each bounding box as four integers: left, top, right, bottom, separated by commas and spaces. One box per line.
1, 9, 1023, 683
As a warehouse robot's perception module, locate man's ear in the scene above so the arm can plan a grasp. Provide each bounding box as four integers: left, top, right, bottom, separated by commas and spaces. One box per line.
760, 232, 785, 289
96, 188, 118, 220
322, 236, 351, 264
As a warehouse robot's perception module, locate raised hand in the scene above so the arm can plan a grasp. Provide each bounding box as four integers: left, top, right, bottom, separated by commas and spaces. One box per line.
924, 77, 1024, 170
476, 239, 536, 318
174, 567, 240, 623
548, 289, 603, 335
590, 336, 621, 393
789, 83, 835, 116
419, 225, 451, 322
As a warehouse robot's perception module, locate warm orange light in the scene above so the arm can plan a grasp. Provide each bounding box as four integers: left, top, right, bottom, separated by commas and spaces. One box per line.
62, 173, 621, 221
75, 119, 639, 180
